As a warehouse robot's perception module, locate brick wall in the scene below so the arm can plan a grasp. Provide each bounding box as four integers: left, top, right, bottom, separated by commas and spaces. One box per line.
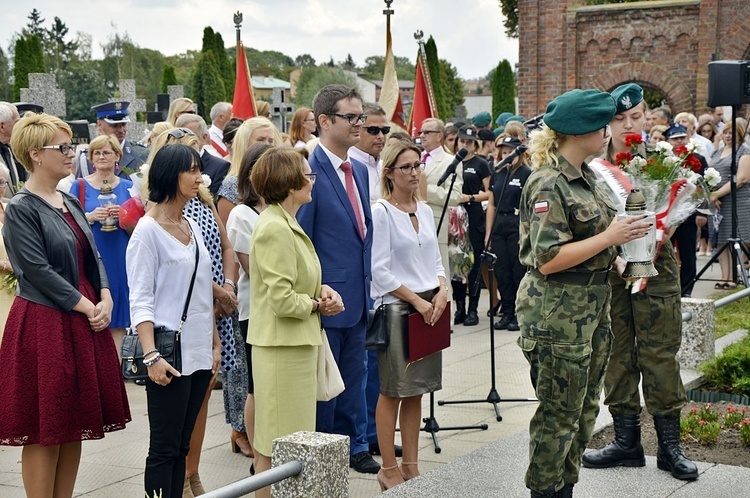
518, 0, 750, 118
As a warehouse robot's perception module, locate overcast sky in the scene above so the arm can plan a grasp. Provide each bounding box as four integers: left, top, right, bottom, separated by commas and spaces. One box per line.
3, 0, 518, 80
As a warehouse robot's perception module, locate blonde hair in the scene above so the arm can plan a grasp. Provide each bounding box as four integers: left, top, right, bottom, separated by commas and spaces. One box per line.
290, 107, 312, 144
380, 141, 424, 201
503, 121, 527, 141
527, 125, 565, 170
87, 134, 123, 163
256, 101, 271, 118
10, 112, 72, 172
166, 97, 195, 125
143, 127, 212, 204
147, 121, 173, 146
229, 117, 282, 176
724, 119, 747, 145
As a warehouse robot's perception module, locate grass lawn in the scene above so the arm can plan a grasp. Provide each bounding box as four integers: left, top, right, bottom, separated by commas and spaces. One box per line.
713, 287, 750, 339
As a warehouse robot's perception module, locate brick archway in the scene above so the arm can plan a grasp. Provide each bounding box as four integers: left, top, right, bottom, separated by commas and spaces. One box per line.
591, 62, 694, 112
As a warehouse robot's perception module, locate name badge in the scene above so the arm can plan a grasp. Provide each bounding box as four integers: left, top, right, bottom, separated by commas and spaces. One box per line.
509, 178, 522, 187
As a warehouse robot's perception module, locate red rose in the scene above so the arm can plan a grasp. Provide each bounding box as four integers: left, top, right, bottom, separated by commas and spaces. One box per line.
673, 145, 688, 157
686, 154, 702, 172
625, 134, 643, 147
615, 151, 633, 167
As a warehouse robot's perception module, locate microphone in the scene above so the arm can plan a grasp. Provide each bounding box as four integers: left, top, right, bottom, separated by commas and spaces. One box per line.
437, 148, 468, 186
494, 144, 528, 172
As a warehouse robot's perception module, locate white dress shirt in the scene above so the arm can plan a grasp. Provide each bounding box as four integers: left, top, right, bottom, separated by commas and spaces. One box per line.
348, 145, 382, 202
319, 142, 367, 236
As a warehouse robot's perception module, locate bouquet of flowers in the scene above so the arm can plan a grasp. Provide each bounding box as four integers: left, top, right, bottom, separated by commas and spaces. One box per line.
614, 134, 720, 229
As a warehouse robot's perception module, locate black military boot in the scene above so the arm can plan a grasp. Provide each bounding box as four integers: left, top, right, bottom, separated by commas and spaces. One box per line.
453, 299, 466, 325
530, 489, 563, 498
560, 483, 574, 498
653, 415, 698, 480
463, 296, 480, 326
582, 414, 645, 468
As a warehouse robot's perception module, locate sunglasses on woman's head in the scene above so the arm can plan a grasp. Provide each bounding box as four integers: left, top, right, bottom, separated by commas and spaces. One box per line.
167, 128, 196, 142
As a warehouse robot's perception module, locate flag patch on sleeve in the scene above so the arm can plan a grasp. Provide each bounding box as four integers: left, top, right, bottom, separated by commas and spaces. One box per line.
534, 201, 549, 213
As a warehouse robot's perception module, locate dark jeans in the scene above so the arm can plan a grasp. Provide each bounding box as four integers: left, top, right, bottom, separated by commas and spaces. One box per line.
144, 369, 212, 498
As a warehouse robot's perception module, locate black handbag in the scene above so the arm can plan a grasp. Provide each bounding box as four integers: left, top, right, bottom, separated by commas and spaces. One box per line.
121, 224, 200, 380
366, 302, 388, 350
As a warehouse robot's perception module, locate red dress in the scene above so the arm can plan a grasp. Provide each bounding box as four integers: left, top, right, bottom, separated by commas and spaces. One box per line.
0, 212, 131, 446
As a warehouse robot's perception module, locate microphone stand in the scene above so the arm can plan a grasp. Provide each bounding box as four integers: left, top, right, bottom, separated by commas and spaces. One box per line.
688, 105, 750, 290
438, 161, 537, 421
418, 157, 488, 453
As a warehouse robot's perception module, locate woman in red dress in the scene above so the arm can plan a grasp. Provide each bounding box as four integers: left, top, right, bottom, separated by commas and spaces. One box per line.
0, 113, 130, 498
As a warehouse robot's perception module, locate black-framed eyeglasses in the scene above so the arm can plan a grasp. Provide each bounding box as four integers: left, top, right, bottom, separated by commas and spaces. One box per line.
330, 113, 367, 125
304, 173, 317, 184
167, 128, 196, 142
392, 162, 425, 174
365, 126, 391, 136
419, 129, 440, 136
41, 143, 75, 155
180, 110, 196, 115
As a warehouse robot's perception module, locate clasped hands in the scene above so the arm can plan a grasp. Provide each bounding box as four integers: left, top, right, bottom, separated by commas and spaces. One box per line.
413, 286, 448, 326
87, 206, 119, 223
318, 284, 345, 316
87, 299, 113, 332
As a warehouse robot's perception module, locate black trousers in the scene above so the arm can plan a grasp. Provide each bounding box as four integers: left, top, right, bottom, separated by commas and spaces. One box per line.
144, 369, 212, 498
491, 215, 525, 317
673, 214, 698, 296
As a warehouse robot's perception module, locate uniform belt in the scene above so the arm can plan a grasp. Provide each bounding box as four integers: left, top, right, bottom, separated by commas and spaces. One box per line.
529, 267, 611, 285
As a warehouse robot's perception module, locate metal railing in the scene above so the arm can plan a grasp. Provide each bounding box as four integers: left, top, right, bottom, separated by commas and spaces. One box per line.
201, 460, 303, 498
681, 286, 750, 323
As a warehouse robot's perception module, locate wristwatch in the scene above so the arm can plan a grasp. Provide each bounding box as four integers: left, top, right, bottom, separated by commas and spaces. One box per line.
469, 195, 475, 204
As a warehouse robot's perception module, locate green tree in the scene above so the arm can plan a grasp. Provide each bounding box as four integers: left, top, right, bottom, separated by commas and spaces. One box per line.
161, 65, 177, 93
213, 31, 233, 98
165, 50, 200, 96
361, 56, 416, 81
295, 54, 316, 67
13, 34, 46, 101
22, 8, 47, 43
492, 59, 515, 119
438, 59, 464, 120
194, 51, 226, 120
58, 33, 109, 121
498, 0, 519, 39
424, 36, 445, 120
0, 48, 11, 101
342, 53, 356, 71
45, 16, 79, 78
292, 67, 357, 108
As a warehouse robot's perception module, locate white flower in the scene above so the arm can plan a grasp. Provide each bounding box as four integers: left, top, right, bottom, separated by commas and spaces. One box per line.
654, 141, 673, 155
703, 167, 721, 188
688, 138, 706, 157
663, 155, 680, 168
201, 174, 212, 188
629, 157, 647, 169
140, 163, 150, 176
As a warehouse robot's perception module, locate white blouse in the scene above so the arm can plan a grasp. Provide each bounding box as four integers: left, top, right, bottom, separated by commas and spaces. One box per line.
371, 200, 445, 305
127, 216, 214, 376
226, 204, 260, 322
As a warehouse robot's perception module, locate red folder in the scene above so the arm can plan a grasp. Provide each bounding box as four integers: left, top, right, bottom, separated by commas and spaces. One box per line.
407, 303, 451, 362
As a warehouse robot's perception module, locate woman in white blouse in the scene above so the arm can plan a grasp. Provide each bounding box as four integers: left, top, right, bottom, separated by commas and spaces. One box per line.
126, 144, 220, 498
371, 141, 448, 491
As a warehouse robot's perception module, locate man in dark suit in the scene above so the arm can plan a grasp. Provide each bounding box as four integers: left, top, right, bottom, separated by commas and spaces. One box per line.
176, 114, 230, 197
76, 101, 149, 178
297, 84, 379, 474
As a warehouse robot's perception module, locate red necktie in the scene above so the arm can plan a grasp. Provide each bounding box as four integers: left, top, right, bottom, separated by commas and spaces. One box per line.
340, 161, 365, 240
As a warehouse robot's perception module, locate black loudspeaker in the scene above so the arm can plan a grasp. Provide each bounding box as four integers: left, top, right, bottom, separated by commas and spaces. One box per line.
707, 60, 750, 107
156, 94, 170, 112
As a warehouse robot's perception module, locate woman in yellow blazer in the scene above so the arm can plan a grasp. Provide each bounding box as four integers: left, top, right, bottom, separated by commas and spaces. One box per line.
248, 148, 344, 498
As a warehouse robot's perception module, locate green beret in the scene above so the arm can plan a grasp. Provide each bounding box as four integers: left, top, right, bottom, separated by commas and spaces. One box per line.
495, 112, 513, 126
493, 127, 504, 138
611, 83, 644, 114
506, 115, 525, 123
471, 111, 492, 127
543, 89, 616, 136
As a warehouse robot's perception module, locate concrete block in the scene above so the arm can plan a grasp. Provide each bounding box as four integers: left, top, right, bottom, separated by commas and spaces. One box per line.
678, 298, 714, 369
271, 431, 348, 498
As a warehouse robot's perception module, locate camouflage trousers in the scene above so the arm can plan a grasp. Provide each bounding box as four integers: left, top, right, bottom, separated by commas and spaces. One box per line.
516, 274, 612, 494
603, 279, 687, 418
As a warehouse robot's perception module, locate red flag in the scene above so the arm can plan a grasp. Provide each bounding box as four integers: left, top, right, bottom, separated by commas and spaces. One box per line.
379, 12, 406, 129
407, 45, 439, 137
233, 41, 257, 120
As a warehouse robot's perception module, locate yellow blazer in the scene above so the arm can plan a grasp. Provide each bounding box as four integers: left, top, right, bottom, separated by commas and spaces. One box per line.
248, 204, 323, 347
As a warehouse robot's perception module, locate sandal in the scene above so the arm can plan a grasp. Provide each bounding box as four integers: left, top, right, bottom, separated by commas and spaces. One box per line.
715, 282, 724, 290
723, 282, 738, 289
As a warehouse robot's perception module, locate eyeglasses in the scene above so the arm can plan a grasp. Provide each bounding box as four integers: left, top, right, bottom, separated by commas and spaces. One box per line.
419, 130, 440, 136
330, 113, 367, 125
304, 173, 317, 184
92, 150, 115, 157
392, 162, 425, 174
365, 126, 391, 136
180, 110, 196, 115
304, 118, 316, 122
42, 143, 75, 155
167, 128, 196, 142
0, 180, 7, 187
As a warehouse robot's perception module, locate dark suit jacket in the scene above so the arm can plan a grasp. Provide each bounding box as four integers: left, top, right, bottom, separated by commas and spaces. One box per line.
298, 144, 373, 329
201, 150, 230, 197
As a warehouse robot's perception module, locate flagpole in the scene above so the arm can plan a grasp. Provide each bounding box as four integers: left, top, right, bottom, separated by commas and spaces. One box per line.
234, 11, 242, 43
415, 30, 439, 119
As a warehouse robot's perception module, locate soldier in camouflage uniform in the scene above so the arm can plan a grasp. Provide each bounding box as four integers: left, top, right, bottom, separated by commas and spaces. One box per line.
582, 83, 698, 480
516, 89, 651, 498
